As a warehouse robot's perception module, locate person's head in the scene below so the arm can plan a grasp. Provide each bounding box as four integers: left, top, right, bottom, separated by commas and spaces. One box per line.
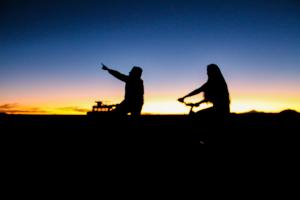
205, 64, 230, 107
129, 66, 143, 78
207, 64, 222, 78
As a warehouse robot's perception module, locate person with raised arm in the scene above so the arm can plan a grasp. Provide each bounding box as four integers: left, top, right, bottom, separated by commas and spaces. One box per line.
102, 63, 144, 116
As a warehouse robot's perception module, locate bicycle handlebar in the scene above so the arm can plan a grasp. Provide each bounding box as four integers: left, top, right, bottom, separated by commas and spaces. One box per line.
178, 100, 201, 107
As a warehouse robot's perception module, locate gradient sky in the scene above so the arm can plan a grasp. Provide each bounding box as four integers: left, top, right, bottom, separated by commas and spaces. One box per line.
1, 0, 300, 114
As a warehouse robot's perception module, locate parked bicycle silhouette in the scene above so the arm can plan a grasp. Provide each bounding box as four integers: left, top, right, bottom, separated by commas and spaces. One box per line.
87, 100, 118, 116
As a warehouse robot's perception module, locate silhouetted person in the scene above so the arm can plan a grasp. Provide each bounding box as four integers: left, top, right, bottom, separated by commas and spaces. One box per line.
178, 64, 230, 144
178, 64, 230, 116
102, 63, 144, 116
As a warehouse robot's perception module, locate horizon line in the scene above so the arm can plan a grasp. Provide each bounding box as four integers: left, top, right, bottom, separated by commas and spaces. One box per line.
1, 109, 299, 116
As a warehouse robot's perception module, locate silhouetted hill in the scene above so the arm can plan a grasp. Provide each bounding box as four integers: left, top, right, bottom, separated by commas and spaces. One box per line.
0, 112, 7, 116
241, 110, 264, 114
279, 109, 299, 115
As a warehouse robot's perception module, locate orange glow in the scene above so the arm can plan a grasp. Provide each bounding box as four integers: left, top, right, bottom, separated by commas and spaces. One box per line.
230, 98, 300, 113
142, 101, 186, 114
1, 89, 299, 114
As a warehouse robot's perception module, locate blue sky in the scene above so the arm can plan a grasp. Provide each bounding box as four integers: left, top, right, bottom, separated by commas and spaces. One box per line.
1, 0, 300, 114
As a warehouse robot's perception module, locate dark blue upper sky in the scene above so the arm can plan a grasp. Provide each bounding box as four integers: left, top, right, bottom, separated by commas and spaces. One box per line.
1, 0, 300, 113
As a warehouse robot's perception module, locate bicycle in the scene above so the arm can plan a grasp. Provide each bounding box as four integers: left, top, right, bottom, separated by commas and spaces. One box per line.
179, 98, 231, 145
87, 100, 118, 117
177, 99, 209, 144
178, 98, 205, 116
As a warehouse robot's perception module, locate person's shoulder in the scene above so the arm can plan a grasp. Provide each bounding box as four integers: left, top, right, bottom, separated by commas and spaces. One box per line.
202, 82, 208, 87
139, 79, 144, 85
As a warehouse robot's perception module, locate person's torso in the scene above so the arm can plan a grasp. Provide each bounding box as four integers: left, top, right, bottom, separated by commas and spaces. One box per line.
125, 78, 144, 103
204, 82, 229, 106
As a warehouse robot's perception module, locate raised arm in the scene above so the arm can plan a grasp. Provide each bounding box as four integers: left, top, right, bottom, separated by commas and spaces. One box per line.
102, 63, 128, 82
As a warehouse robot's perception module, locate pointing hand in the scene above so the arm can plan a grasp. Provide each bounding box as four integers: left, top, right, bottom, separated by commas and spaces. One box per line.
101, 63, 108, 70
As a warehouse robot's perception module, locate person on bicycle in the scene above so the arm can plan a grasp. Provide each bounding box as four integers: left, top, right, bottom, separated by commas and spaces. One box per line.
178, 64, 230, 117
102, 63, 144, 116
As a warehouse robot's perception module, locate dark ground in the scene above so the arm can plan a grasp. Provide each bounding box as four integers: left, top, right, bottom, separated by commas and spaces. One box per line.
1, 112, 299, 181
1, 112, 299, 193
1, 111, 299, 147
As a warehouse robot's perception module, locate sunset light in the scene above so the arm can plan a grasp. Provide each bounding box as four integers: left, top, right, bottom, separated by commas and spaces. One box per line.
1, 0, 300, 115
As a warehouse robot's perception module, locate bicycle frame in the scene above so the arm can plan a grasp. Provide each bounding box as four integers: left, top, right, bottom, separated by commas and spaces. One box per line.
179, 101, 200, 116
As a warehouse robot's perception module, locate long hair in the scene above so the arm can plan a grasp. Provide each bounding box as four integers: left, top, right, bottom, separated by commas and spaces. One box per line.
204, 64, 230, 105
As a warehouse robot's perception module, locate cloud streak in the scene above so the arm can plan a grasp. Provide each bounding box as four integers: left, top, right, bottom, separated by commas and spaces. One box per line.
0, 103, 47, 114
0, 103, 19, 109
58, 107, 89, 113
0, 103, 89, 114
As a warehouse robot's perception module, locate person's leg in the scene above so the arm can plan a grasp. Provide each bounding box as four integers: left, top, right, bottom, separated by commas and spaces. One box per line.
130, 103, 143, 117
195, 107, 215, 119
113, 101, 129, 116
193, 107, 215, 143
